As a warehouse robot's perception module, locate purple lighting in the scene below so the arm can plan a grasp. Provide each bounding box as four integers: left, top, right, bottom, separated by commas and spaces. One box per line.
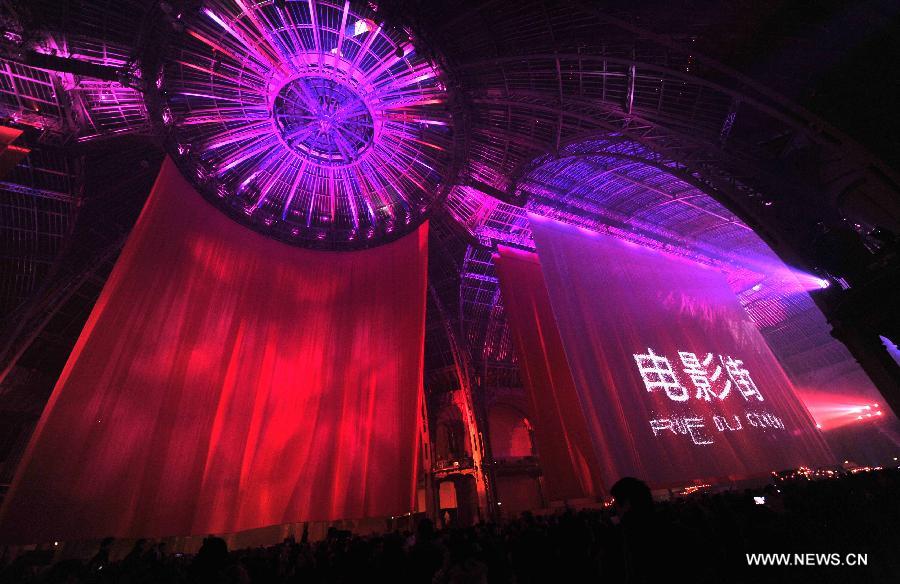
771, 269, 831, 293
202, 8, 236, 35
273, 76, 374, 165
155, 0, 456, 248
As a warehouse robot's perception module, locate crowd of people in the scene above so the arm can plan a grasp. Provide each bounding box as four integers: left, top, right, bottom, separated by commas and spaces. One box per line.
2, 469, 898, 583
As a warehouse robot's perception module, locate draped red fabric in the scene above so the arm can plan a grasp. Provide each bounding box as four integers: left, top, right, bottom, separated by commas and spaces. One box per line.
494, 247, 603, 500
526, 218, 832, 488
0, 158, 428, 544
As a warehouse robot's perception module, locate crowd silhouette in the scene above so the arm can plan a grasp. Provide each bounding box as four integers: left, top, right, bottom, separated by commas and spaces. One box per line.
2, 469, 899, 583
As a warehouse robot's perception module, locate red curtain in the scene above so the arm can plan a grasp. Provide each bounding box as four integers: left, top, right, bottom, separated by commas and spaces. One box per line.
0, 158, 428, 544
494, 247, 603, 500
513, 218, 832, 488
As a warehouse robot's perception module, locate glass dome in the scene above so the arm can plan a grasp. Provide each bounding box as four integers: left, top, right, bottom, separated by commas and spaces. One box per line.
153, 0, 457, 249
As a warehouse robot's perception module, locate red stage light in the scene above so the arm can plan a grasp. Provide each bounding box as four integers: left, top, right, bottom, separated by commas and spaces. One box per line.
797, 390, 891, 431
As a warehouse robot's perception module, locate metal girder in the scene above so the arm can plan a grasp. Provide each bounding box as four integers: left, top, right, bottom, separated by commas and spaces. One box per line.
0, 179, 78, 202
0, 235, 125, 385
466, 92, 832, 268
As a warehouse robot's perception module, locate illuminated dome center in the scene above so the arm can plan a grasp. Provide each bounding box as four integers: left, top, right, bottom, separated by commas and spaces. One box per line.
273, 76, 374, 165
152, 0, 457, 250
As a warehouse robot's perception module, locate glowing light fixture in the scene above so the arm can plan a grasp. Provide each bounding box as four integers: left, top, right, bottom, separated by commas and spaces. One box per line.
798, 391, 888, 431
153, 0, 456, 248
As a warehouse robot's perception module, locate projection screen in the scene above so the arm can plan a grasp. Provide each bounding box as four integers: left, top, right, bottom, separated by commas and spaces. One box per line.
0, 158, 428, 544
518, 217, 832, 489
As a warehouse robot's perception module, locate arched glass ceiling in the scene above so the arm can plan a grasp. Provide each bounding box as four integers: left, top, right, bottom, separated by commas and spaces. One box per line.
448, 137, 820, 344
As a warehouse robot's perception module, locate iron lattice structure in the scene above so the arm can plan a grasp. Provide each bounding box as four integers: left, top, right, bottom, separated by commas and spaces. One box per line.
0, 0, 898, 499
151, 0, 459, 249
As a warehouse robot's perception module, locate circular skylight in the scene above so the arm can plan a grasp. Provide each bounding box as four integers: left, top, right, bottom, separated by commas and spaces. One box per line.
273, 75, 375, 165
153, 0, 456, 249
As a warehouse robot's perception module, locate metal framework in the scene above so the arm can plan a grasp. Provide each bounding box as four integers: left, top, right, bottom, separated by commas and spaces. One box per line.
0, 0, 898, 512
150, 0, 460, 249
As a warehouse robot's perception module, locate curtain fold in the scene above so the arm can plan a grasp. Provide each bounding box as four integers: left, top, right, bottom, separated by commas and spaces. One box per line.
495, 247, 603, 500
522, 217, 832, 488
0, 158, 428, 544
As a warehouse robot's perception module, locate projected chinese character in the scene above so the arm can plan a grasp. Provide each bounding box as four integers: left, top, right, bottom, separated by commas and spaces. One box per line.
634, 348, 689, 402
721, 356, 764, 401
678, 351, 731, 401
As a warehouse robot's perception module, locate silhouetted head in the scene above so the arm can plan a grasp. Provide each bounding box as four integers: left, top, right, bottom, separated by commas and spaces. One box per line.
611, 477, 653, 515
416, 517, 435, 542
197, 536, 228, 562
